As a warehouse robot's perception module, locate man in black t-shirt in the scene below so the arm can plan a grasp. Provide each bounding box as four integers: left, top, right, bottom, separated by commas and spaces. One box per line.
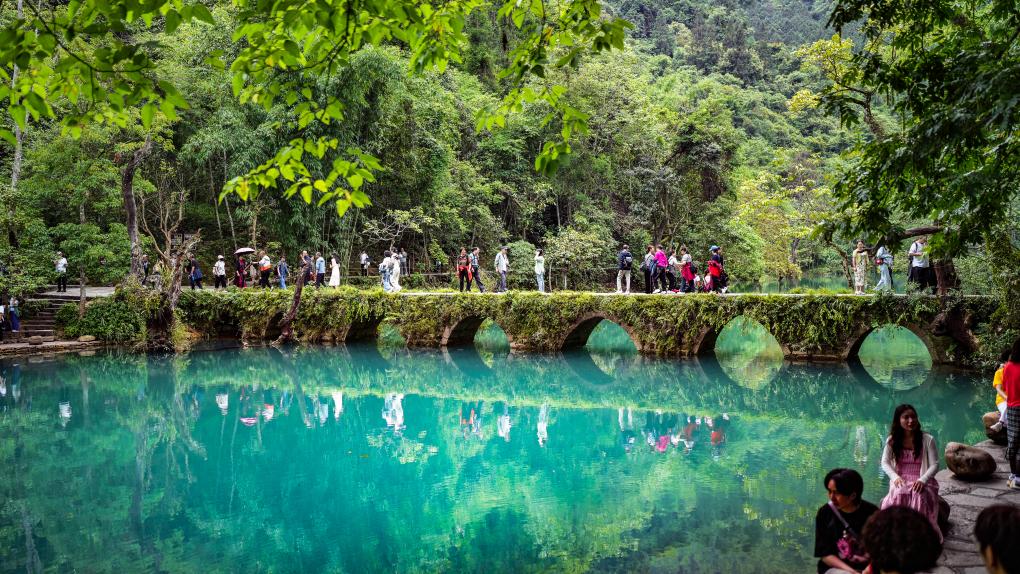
814, 468, 879, 574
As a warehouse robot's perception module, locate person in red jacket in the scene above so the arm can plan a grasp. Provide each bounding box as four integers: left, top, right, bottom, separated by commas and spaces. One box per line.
1002, 339, 1020, 490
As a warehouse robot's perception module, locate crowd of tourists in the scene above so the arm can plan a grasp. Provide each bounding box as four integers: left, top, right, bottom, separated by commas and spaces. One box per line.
813, 335, 1020, 574
852, 235, 938, 295
45, 234, 948, 297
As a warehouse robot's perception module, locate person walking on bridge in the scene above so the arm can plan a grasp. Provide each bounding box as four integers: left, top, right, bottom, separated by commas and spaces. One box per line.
874, 246, 894, 292
641, 245, 655, 294
616, 244, 633, 294
457, 248, 470, 292
494, 246, 509, 293
469, 248, 486, 293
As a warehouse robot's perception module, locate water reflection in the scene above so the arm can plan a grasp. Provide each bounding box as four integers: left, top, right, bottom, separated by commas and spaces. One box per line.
0, 334, 985, 574
857, 325, 933, 390
714, 316, 785, 390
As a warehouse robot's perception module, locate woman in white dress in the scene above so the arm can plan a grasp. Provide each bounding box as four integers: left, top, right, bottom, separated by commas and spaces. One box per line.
328, 254, 341, 287
389, 250, 402, 292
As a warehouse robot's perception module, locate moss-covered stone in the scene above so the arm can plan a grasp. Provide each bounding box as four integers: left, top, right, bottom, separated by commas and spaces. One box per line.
176, 289, 998, 366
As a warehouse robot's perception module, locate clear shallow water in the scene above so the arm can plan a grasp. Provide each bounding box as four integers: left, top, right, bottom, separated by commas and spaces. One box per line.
0, 323, 988, 573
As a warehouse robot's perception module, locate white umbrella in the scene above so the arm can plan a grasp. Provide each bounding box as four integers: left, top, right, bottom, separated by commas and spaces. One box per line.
234, 247, 255, 256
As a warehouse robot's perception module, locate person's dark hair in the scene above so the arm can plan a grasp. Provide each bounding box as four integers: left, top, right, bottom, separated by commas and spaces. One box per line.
646, 244, 654, 252
823, 468, 864, 501
460, 247, 467, 253
1001, 348, 1011, 363
383, 250, 391, 257
680, 245, 688, 254
889, 403, 923, 459
975, 505, 1020, 573
536, 249, 543, 256
1010, 337, 1020, 363
622, 244, 629, 250
863, 507, 941, 574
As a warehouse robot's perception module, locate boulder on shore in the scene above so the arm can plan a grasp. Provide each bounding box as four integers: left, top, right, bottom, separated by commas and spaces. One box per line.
983, 411, 1007, 445
77, 335, 97, 343
945, 442, 997, 481
27, 335, 43, 345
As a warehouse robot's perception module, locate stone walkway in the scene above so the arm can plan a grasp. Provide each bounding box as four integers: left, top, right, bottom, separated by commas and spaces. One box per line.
0, 339, 105, 358
933, 440, 1019, 574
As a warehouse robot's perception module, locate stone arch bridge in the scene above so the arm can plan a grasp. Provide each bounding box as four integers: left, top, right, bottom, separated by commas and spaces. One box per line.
178, 290, 997, 366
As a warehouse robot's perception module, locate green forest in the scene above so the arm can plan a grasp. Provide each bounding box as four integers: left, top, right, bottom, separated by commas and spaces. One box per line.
1, 0, 1018, 305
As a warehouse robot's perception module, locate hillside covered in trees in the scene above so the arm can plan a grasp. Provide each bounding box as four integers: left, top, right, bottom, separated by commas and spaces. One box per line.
0, 0, 1007, 294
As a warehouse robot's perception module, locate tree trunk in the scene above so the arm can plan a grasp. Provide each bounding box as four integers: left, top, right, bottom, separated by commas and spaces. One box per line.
146, 233, 201, 351
825, 239, 854, 289
933, 258, 960, 296
122, 136, 153, 277
79, 203, 87, 318
273, 260, 309, 345
789, 237, 801, 267
6, 0, 25, 249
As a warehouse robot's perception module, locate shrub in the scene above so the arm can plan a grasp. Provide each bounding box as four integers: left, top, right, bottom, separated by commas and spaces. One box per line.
61, 298, 146, 342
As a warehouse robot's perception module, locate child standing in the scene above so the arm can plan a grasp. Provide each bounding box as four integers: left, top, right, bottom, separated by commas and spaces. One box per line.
992, 350, 1010, 432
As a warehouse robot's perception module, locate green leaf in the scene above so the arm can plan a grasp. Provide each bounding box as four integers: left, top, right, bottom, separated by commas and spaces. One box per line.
141, 102, 155, 129
191, 4, 215, 24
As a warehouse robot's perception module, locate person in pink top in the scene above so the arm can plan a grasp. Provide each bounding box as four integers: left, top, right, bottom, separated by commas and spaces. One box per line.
653, 244, 669, 293
880, 404, 942, 541
1002, 338, 1020, 490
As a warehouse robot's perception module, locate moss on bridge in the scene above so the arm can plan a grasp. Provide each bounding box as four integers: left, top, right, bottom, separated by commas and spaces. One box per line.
176, 288, 997, 366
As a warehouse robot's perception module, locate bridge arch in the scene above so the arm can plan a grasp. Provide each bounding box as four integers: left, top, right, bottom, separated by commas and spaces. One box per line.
441, 316, 512, 348
844, 323, 942, 364
557, 313, 642, 352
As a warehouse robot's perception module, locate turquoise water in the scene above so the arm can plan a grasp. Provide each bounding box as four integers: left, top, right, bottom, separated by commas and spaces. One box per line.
0, 323, 989, 573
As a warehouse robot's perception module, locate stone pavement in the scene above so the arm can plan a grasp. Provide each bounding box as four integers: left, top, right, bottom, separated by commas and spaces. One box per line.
933, 440, 1019, 574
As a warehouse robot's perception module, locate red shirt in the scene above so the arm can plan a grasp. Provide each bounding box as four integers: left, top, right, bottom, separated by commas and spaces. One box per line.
1003, 361, 1020, 408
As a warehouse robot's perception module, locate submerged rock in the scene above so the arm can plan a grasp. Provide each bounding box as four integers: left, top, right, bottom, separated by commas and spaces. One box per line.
945, 442, 996, 480
983, 411, 1007, 445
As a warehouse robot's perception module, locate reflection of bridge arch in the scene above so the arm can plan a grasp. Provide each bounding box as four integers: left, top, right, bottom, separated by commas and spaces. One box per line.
558, 313, 641, 352
441, 346, 507, 379
844, 323, 940, 364
561, 349, 645, 388
441, 316, 512, 348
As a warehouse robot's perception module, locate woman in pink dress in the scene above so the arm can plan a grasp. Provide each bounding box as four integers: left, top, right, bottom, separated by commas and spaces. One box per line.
880, 404, 942, 541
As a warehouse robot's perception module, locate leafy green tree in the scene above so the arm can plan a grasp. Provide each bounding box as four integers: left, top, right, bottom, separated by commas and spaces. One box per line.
825, 0, 1020, 256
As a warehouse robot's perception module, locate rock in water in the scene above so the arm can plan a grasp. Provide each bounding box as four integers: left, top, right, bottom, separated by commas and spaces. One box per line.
983, 411, 1007, 445
944, 442, 996, 480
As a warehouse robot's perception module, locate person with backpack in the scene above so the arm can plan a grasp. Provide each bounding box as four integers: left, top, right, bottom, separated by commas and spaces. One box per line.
709, 245, 728, 294
189, 256, 204, 289
679, 246, 695, 293
667, 248, 680, 292
653, 244, 669, 293
641, 245, 655, 294
469, 247, 486, 293
616, 244, 633, 294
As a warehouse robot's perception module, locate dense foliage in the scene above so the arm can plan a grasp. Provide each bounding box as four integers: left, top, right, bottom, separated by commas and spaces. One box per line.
0, 0, 1012, 306
1, 0, 873, 294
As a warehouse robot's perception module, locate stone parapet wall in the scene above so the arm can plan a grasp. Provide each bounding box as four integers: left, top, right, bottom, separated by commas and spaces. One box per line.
176, 289, 997, 366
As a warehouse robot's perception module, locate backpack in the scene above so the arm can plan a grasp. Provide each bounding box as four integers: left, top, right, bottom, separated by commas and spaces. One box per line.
622, 253, 633, 270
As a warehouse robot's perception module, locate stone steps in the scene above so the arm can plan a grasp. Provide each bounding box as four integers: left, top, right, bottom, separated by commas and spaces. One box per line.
934, 440, 1019, 574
